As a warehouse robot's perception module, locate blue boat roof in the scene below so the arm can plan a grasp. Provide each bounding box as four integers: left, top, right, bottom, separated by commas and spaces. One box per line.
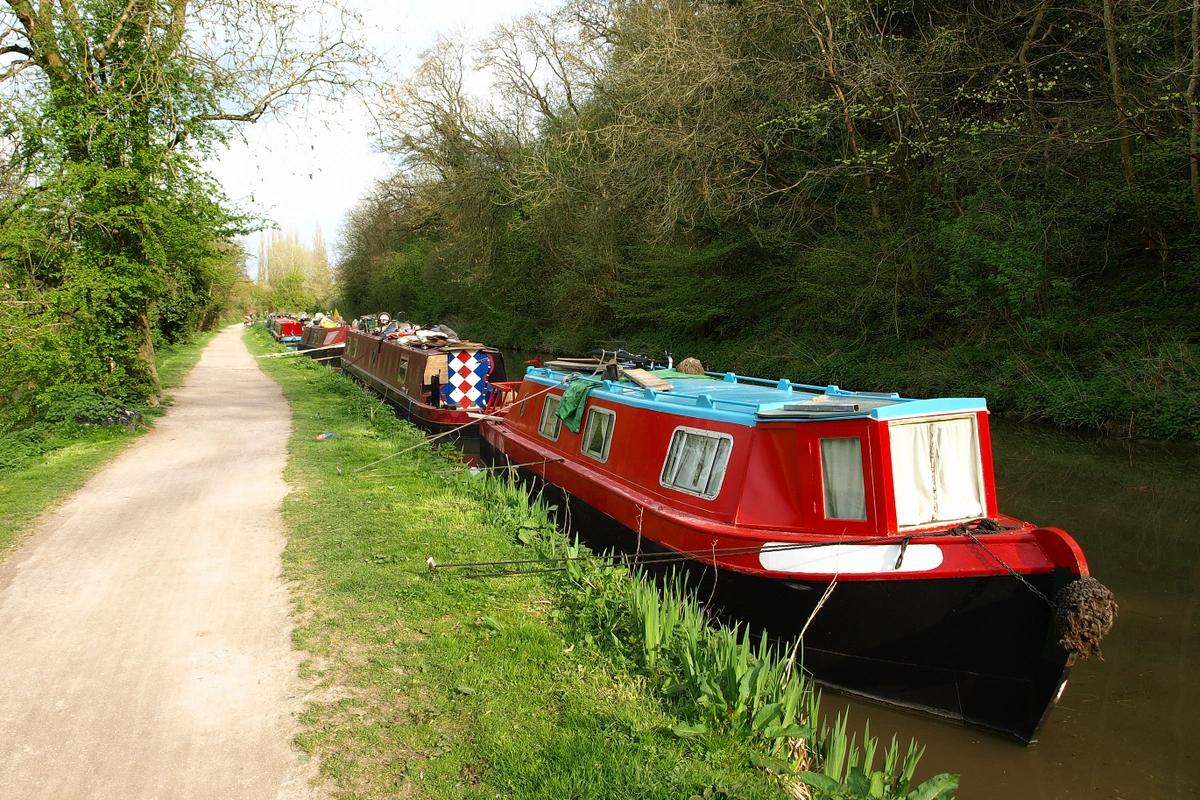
523, 366, 987, 428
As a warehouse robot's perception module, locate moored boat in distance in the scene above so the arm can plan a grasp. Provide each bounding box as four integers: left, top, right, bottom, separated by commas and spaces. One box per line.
297, 313, 349, 362
266, 313, 303, 344
479, 362, 1115, 743
341, 317, 511, 435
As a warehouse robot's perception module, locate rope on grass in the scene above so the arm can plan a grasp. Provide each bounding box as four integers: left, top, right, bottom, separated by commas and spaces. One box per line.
358, 458, 564, 479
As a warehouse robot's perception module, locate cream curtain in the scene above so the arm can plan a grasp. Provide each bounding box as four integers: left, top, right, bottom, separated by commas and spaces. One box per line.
820, 438, 867, 520
662, 430, 732, 497
890, 417, 984, 527
583, 410, 613, 458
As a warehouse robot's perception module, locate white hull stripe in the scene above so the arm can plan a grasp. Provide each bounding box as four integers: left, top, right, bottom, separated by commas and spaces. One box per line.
758, 543, 944, 575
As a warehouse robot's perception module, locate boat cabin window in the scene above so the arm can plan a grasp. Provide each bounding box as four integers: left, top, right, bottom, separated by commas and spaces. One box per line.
580, 407, 616, 462
889, 416, 986, 528
347, 337, 358, 358
397, 357, 408, 384
539, 394, 563, 440
660, 427, 733, 500
819, 438, 867, 520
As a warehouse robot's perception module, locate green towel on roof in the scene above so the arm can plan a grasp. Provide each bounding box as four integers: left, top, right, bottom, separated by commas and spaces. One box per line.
651, 368, 718, 381
556, 377, 600, 433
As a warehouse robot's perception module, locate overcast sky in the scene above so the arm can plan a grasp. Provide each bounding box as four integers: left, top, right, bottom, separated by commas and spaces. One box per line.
205, 0, 547, 277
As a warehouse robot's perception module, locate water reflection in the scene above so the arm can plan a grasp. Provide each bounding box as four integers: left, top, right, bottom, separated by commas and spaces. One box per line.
838, 421, 1200, 798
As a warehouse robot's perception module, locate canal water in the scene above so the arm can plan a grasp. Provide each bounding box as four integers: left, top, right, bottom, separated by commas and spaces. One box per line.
842, 421, 1200, 798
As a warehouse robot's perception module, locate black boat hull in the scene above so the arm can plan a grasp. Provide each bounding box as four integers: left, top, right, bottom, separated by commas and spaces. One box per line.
480, 436, 1073, 743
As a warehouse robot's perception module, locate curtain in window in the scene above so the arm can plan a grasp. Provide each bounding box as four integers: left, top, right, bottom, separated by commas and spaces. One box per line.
662, 431, 732, 497
540, 396, 562, 438
889, 423, 935, 527
890, 417, 984, 527
931, 417, 984, 521
583, 410, 613, 458
820, 438, 867, 520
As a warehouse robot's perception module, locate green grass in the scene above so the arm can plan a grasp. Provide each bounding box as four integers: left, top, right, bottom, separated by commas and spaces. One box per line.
0, 329, 220, 557
249, 326, 958, 800
247, 326, 792, 800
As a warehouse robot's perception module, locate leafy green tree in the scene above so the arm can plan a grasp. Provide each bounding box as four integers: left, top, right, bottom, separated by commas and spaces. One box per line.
1, 0, 363, 423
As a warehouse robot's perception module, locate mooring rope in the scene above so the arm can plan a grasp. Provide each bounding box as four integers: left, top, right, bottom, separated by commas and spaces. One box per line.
358, 458, 564, 479
350, 379, 572, 473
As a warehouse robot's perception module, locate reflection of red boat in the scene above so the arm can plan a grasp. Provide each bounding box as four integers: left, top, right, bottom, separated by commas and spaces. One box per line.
297, 324, 348, 360
341, 327, 510, 436
480, 365, 1111, 743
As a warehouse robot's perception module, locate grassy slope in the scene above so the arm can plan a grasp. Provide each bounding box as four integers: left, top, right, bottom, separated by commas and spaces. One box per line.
0, 329, 219, 557
246, 327, 786, 800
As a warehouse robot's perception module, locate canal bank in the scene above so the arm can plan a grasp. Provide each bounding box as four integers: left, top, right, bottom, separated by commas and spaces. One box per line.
247, 327, 959, 799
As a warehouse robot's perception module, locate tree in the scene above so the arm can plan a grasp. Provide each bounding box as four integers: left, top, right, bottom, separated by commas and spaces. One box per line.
0, 0, 365, 415
259, 226, 332, 305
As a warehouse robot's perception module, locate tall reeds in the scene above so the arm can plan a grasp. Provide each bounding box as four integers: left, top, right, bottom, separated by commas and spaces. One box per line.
468, 475, 959, 799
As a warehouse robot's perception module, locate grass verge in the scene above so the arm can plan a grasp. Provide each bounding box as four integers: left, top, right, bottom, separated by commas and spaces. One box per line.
248, 326, 957, 800
249, 326, 786, 798
0, 328, 220, 557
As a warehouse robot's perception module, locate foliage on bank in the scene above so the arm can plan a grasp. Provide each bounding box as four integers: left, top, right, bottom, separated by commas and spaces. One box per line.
249, 326, 958, 799
337, 0, 1200, 439
0, 0, 362, 431
0, 329, 216, 557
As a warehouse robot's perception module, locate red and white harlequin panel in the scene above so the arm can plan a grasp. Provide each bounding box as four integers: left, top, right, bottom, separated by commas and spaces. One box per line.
446, 350, 488, 408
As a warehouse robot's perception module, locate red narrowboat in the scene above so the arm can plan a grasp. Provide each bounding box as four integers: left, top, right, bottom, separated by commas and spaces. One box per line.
341, 326, 509, 435
297, 322, 348, 361
267, 314, 303, 344
479, 366, 1112, 743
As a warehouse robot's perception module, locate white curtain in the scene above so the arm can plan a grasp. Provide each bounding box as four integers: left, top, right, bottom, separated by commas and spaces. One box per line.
820, 438, 867, 520
583, 410, 613, 457
540, 396, 561, 437
890, 417, 984, 527
889, 423, 935, 527
931, 417, 985, 520
662, 431, 732, 497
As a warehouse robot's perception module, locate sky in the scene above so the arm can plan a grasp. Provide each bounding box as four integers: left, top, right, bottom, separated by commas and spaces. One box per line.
205, 0, 548, 278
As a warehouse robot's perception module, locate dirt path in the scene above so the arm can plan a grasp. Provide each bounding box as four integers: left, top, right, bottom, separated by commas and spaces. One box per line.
0, 326, 319, 799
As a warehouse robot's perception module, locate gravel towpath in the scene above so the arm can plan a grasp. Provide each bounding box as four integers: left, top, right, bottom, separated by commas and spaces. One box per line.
0, 326, 319, 799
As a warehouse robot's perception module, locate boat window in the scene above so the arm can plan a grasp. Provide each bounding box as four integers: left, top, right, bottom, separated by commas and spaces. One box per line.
538, 394, 563, 440
820, 438, 867, 520
580, 407, 616, 462
347, 338, 357, 358
660, 427, 733, 500
397, 357, 408, 384
890, 416, 985, 527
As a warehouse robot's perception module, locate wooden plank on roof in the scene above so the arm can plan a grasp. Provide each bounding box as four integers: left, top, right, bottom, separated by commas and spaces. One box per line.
622, 368, 672, 391
545, 358, 604, 371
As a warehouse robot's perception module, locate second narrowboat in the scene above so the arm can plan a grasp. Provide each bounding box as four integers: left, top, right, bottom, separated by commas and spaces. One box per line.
297, 313, 349, 362
341, 317, 510, 435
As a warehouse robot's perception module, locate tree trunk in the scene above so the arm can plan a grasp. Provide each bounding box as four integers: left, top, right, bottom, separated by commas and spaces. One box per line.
1188, 0, 1200, 219
1101, 0, 1134, 184
137, 309, 161, 404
